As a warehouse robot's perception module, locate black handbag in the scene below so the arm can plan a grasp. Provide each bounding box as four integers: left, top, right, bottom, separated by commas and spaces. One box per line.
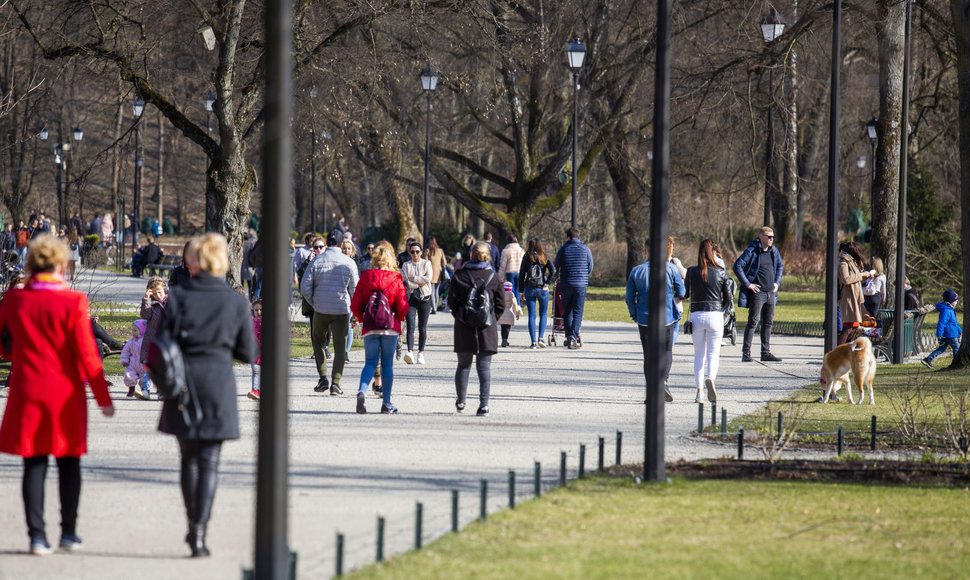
146, 299, 188, 400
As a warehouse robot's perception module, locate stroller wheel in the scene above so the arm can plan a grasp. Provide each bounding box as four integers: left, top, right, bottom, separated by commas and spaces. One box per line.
730, 327, 737, 346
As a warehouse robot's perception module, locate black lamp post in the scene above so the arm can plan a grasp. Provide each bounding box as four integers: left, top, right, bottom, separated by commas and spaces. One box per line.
72, 125, 83, 219
894, 0, 914, 364
866, 116, 878, 220
309, 86, 318, 234
566, 38, 586, 229
205, 92, 215, 134
823, 0, 842, 354
132, 97, 145, 252
53, 144, 65, 228
420, 66, 438, 244
760, 9, 785, 227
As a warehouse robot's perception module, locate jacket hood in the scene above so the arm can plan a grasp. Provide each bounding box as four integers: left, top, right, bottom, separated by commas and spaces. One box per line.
937, 301, 953, 312
132, 319, 147, 337
464, 260, 492, 270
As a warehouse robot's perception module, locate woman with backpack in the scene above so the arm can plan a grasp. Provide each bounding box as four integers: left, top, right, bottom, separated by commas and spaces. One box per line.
350, 241, 409, 414
448, 242, 506, 416
517, 238, 557, 349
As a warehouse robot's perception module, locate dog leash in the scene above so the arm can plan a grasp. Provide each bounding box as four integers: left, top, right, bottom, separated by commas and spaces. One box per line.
749, 358, 818, 382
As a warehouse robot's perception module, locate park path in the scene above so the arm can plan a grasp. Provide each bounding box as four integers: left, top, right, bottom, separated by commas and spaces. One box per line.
0, 270, 824, 579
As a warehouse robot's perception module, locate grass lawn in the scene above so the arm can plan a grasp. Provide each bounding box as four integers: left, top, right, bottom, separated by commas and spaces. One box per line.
346, 476, 970, 579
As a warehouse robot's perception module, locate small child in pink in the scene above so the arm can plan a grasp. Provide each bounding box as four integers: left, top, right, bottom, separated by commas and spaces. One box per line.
121, 319, 148, 397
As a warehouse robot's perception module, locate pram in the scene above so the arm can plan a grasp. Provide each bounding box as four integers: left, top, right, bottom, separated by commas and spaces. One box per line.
547, 281, 581, 347
682, 276, 738, 345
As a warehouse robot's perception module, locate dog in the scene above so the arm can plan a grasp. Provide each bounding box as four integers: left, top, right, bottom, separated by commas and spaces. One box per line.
819, 336, 877, 405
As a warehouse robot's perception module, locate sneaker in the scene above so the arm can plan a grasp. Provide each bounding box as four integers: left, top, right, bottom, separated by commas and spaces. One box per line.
356, 391, 367, 414
921, 358, 933, 369
313, 377, 330, 393
127, 387, 135, 398
705, 378, 717, 403
345, 352, 351, 363
537, 340, 546, 348
501, 340, 509, 348
664, 386, 673, 403
395, 346, 402, 361
248, 389, 260, 400
741, 354, 753, 362
380, 404, 398, 414
568, 340, 581, 350
330, 384, 343, 396
761, 352, 782, 362
476, 406, 489, 417
530, 343, 538, 349
694, 392, 703, 404
30, 538, 52, 556
58, 534, 83, 552
417, 353, 426, 365
372, 383, 383, 396
134, 388, 150, 401
563, 338, 574, 348
403, 351, 415, 365
456, 400, 466, 413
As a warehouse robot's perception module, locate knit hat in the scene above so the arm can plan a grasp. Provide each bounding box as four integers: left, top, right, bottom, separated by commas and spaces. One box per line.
132, 319, 147, 337
943, 289, 959, 303
503, 281, 514, 292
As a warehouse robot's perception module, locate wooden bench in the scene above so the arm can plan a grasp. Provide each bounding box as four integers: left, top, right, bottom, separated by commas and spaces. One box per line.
146, 254, 181, 277
871, 309, 929, 363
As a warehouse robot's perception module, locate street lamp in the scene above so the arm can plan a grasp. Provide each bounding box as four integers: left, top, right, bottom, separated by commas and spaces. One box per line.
309, 86, 318, 234
866, 116, 878, 219
566, 38, 586, 229
420, 66, 438, 244
39, 126, 49, 141
53, 143, 65, 228
205, 92, 215, 134
894, 0, 914, 364
759, 9, 785, 226
132, 97, 144, 252
823, 0, 842, 353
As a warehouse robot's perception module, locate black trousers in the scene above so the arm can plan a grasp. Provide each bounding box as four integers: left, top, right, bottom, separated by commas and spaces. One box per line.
638, 323, 675, 384
23, 455, 81, 541
455, 352, 492, 407
177, 439, 223, 528
742, 291, 775, 357
406, 298, 431, 352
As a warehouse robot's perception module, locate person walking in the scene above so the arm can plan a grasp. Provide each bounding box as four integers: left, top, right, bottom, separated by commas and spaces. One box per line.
518, 238, 557, 348
497, 281, 522, 347
554, 227, 594, 349
301, 231, 359, 395
625, 237, 685, 402
498, 234, 525, 300
424, 236, 447, 313
350, 241, 409, 414
0, 235, 115, 555
402, 241, 432, 365
837, 241, 873, 344
922, 289, 962, 368
684, 240, 732, 403
448, 242, 505, 416
733, 226, 784, 362
666, 236, 688, 344
483, 232, 501, 270
248, 298, 263, 400
157, 233, 257, 557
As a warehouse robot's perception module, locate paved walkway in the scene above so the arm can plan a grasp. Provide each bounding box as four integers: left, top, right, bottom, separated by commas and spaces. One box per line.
0, 271, 826, 579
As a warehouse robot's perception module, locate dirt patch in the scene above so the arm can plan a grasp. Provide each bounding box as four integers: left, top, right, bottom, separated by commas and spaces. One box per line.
605, 459, 970, 486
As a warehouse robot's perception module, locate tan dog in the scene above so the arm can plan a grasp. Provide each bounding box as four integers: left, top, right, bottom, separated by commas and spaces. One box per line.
819, 336, 876, 404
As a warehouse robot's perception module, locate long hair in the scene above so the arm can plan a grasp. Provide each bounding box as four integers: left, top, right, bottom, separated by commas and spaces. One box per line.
426, 236, 440, 256
370, 241, 399, 272
696, 239, 720, 283
666, 236, 675, 262
841, 241, 866, 270
526, 237, 546, 265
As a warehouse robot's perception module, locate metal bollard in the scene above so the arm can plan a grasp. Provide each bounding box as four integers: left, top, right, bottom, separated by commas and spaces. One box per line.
616, 431, 622, 465
508, 470, 516, 509
415, 502, 423, 550
837, 426, 844, 456
480, 479, 487, 521
598, 437, 605, 472
697, 403, 704, 433
376, 516, 385, 562
738, 428, 744, 460
721, 408, 727, 437
560, 451, 567, 486
579, 444, 586, 478
777, 411, 784, 438
336, 533, 344, 577
711, 402, 717, 426
871, 416, 877, 451
534, 462, 541, 498
451, 489, 459, 532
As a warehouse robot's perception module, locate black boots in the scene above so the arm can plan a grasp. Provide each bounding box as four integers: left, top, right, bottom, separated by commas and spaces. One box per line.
186, 523, 210, 558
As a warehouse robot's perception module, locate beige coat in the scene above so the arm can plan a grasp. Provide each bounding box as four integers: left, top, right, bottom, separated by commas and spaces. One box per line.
497, 289, 522, 325
838, 253, 865, 324
426, 247, 447, 284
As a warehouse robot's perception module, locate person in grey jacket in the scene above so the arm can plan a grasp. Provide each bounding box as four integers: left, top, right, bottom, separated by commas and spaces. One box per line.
157, 233, 257, 558
301, 230, 359, 395
554, 227, 594, 349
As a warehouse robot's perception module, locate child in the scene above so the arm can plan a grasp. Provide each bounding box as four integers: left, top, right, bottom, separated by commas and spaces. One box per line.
248, 299, 262, 400
138, 277, 167, 400
922, 289, 962, 368
121, 319, 148, 397
498, 281, 522, 348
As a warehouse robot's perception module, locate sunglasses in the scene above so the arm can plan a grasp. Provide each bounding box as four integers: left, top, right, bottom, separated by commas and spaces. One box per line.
313, 245, 325, 249
763, 235, 774, 239
409, 250, 422, 254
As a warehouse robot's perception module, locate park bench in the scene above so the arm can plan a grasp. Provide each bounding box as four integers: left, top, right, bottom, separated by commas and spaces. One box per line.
871, 308, 929, 363
146, 254, 181, 277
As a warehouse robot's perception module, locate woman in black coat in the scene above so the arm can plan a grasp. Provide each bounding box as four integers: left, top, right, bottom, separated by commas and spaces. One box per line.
157, 233, 257, 557
447, 241, 505, 416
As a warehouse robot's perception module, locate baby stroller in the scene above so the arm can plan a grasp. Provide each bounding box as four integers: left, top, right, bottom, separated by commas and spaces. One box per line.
547, 281, 581, 347
681, 277, 738, 345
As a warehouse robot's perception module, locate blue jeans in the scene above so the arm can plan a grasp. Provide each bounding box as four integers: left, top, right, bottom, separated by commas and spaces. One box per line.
560, 285, 587, 341
926, 337, 959, 362
522, 287, 549, 344
346, 319, 354, 355
505, 273, 520, 303
359, 334, 397, 407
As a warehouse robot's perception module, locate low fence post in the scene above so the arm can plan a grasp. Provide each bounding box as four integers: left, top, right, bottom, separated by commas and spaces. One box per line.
711, 402, 717, 426
598, 436, 605, 472
870, 416, 877, 451
579, 444, 586, 478
721, 409, 727, 437
508, 470, 516, 509
837, 426, 844, 456
560, 451, 567, 486
615, 431, 622, 466
336, 533, 344, 577
534, 462, 541, 498
738, 427, 744, 460
479, 479, 488, 521
697, 403, 704, 433
376, 516, 385, 562
415, 502, 423, 550
777, 412, 784, 438
451, 489, 459, 533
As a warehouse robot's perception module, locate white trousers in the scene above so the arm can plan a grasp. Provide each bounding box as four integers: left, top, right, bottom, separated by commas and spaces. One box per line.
690, 310, 724, 391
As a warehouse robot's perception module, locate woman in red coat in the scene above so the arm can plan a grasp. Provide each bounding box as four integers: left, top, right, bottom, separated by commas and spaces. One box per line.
0, 235, 114, 555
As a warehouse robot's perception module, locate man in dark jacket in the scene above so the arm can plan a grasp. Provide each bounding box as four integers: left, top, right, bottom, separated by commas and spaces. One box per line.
554, 227, 594, 349
131, 235, 163, 278
733, 226, 784, 362
483, 232, 500, 269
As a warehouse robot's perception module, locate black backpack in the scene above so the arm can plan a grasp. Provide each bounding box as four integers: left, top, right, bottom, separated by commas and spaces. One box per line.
297, 254, 314, 318
459, 272, 495, 328
524, 258, 544, 288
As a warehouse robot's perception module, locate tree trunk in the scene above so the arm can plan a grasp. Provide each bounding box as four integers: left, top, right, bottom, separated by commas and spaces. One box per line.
870, 0, 907, 309
782, 12, 800, 248
206, 150, 255, 289
603, 130, 645, 277
948, 0, 970, 369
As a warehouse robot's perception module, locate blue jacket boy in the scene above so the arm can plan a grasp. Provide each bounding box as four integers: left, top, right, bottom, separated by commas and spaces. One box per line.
935, 289, 961, 339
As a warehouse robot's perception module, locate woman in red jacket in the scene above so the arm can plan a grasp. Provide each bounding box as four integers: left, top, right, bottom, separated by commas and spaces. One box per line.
0, 235, 115, 555
350, 241, 408, 414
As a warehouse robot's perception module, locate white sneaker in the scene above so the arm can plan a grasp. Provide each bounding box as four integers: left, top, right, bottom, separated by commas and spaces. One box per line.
134, 388, 149, 401
705, 378, 717, 402
416, 353, 426, 365
403, 351, 415, 365
537, 340, 547, 348
694, 391, 703, 404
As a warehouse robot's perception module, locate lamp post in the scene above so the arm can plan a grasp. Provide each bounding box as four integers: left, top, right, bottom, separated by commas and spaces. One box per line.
132, 97, 145, 253
72, 125, 83, 219
760, 9, 785, 227
420, 66, 438, 244
894, 0, 914, 364
866, 117, 877, 219
309, 86, 318, 234
566, 38, 586, 229
53, 144, 65, 229
823, 0, 842, 354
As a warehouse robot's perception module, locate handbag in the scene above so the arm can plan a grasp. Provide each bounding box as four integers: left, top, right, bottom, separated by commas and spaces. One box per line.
146, 298, 188, 400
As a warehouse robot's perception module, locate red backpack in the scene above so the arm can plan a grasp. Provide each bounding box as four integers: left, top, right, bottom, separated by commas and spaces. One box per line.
363, 289, 394, 330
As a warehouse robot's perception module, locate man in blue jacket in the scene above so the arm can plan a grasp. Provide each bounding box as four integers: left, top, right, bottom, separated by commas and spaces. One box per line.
555, 227, 594, 349
733, 227, 784, 362
626, 238, 685, 401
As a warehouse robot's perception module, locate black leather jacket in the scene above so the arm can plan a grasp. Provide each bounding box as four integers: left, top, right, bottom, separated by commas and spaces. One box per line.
685, 265, 732, 312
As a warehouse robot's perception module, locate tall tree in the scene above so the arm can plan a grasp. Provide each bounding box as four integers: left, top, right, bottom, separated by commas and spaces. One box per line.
948, 0, 970, 369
